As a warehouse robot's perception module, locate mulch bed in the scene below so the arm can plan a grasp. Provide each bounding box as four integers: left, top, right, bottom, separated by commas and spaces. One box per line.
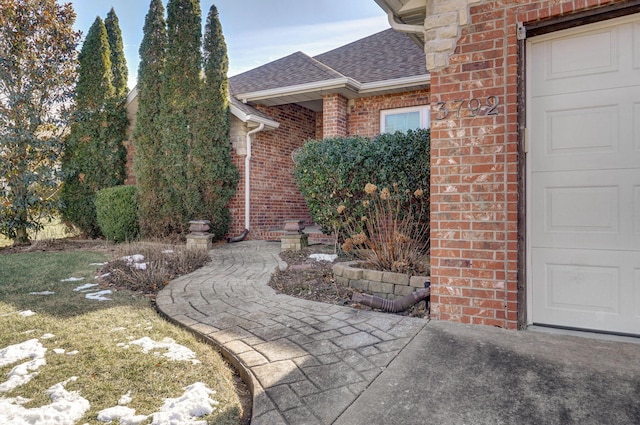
270, 244, 428, 318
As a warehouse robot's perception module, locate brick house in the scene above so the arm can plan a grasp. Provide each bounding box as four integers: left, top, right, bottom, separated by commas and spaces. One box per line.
125, 29, 431, 241
374, 0, 640, 336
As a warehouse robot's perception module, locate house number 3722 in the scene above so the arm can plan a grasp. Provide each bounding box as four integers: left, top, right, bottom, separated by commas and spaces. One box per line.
434, 96, 500, 120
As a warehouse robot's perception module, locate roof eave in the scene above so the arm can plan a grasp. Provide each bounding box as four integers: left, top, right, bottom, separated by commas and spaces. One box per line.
233, 74, 430, 105
234, 77, 360, 104
229, 103, 280, 130
359, 74, 430, 94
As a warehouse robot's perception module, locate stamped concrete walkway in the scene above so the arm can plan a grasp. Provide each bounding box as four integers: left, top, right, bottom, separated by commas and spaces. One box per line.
157, 241, 640, 425
156, 241, 427, 424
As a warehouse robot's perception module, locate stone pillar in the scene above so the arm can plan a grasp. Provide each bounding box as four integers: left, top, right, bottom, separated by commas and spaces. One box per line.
281, 219, 308, 251
186, 220, 213, 250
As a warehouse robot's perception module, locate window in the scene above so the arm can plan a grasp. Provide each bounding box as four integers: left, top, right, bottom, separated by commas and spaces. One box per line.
380, 105, 430, 133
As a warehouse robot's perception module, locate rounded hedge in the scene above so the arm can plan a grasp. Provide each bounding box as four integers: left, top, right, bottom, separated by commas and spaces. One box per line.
95, 185, 139, 242
293, 128, 430, 235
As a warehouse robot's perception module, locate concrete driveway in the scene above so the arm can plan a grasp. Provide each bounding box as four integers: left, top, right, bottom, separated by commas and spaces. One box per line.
335, 321, 640, 425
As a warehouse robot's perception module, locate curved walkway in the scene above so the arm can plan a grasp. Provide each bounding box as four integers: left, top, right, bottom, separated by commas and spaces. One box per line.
156, 241, 427, 425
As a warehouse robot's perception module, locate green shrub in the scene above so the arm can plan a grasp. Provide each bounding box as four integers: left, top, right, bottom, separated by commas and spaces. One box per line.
293, 129, 430, 236
95, 185, 139, 242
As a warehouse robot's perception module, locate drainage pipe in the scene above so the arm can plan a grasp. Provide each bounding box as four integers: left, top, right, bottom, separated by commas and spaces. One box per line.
351, 284, 430, 313
228, 123, 264, 243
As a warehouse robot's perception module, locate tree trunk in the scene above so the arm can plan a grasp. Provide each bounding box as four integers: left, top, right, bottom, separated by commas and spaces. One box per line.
14, 227, 30, 246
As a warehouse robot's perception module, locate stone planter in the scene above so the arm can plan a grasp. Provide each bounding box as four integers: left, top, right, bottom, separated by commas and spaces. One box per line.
332, 261, 430, 300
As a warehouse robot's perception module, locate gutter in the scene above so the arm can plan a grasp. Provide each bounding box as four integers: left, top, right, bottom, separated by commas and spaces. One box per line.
386, 10, 424, 34
235, 77, 361, 104
234, 74, 430, 104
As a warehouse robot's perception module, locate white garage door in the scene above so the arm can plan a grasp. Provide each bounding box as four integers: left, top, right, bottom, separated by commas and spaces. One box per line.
528, 14, 640, 335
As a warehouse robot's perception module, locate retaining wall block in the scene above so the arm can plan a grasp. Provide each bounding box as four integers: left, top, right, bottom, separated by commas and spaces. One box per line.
382, 271, 409, 286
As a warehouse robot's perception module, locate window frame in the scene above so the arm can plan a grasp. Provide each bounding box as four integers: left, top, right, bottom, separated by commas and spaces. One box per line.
379, 105, 431, 134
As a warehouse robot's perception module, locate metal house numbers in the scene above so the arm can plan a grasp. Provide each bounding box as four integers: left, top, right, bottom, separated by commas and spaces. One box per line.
434, 95, 500, 120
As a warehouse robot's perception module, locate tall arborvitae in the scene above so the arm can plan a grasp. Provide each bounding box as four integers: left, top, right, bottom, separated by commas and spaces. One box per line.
156, 0, 203, 236
60, 17, 126, 237
133, 0, 167, 237
191, 4, 238, 238
104, 7, 128, 97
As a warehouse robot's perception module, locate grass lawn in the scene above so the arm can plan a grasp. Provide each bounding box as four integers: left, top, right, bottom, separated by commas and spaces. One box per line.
0, 218, 77, 248
0, 250, 244, 424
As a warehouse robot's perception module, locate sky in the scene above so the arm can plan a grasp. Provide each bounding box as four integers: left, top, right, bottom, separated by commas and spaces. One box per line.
67, 0, 391, 90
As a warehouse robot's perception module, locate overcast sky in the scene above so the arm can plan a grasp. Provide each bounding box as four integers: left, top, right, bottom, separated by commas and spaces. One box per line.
67, 0, 390, 90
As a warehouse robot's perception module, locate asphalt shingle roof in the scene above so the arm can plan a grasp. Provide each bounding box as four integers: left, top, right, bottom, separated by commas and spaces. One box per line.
229, 29, 426, 95
229, 51, 344, 95
314, 29, 427, 83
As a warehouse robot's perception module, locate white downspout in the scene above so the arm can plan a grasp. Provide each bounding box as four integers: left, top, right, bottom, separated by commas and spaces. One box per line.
244, 123, 264, 230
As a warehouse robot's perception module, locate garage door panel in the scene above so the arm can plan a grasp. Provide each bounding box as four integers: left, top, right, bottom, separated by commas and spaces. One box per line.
635, 102, 640, 149
531, 169, 639, 250
636, 269, 640, 318
528, 15, 640, 335
532, 249, 639, 333
531, 87, 640, 172
635, 22, 640, 69
636, 186, 640, 234
531, 17, 640, 96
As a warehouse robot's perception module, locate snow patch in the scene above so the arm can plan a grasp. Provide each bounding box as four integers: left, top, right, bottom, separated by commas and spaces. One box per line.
73, 283, 99, 292
0, 377, 90, 425
89, 262, 108, 266
60, 277, 84, 282
97, 405, 148, 424
53, 348, 65, 355
133, 263, 148, 270
131, 337, 200, 364
0, 339, 47, 393
18, 310, 36, 317
29, 291, 56, 296
85, 290, 113, 301
150, 382, 218, 425
119, 391, 133, 405
40, 334, 55, 339
309, 253, 338, 262
122, 254, 145, 264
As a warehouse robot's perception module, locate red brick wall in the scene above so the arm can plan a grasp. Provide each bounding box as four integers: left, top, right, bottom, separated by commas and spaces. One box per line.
322, 93, 348, 137
348, 89, 430, 138
124, 141, 136, 185
429, 0, 622, 329
227, 103, 316, 240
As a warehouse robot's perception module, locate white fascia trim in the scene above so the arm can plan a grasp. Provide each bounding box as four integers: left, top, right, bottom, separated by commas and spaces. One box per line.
234, 75, 430, 103
359, 74, 431, 93
235, 77, 361, 103
229, 103, 280, 129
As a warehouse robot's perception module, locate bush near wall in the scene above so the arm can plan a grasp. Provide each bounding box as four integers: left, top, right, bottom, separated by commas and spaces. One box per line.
95, 185, 139, 242
293, 129, 430, 235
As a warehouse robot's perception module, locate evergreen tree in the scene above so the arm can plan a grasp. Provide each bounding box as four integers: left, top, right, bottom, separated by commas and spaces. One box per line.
0, 0, 80, 245
156, 0, 203, 236
133, 0, 168, 237
104, 7, 128, 97
60, 17, 127, 237
192, 4, 238, 238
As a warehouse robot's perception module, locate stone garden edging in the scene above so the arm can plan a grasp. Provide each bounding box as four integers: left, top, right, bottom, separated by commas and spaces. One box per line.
332, 261, 430, 299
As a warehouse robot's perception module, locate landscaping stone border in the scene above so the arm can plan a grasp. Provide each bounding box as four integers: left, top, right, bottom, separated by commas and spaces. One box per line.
333, 261, 430, 299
